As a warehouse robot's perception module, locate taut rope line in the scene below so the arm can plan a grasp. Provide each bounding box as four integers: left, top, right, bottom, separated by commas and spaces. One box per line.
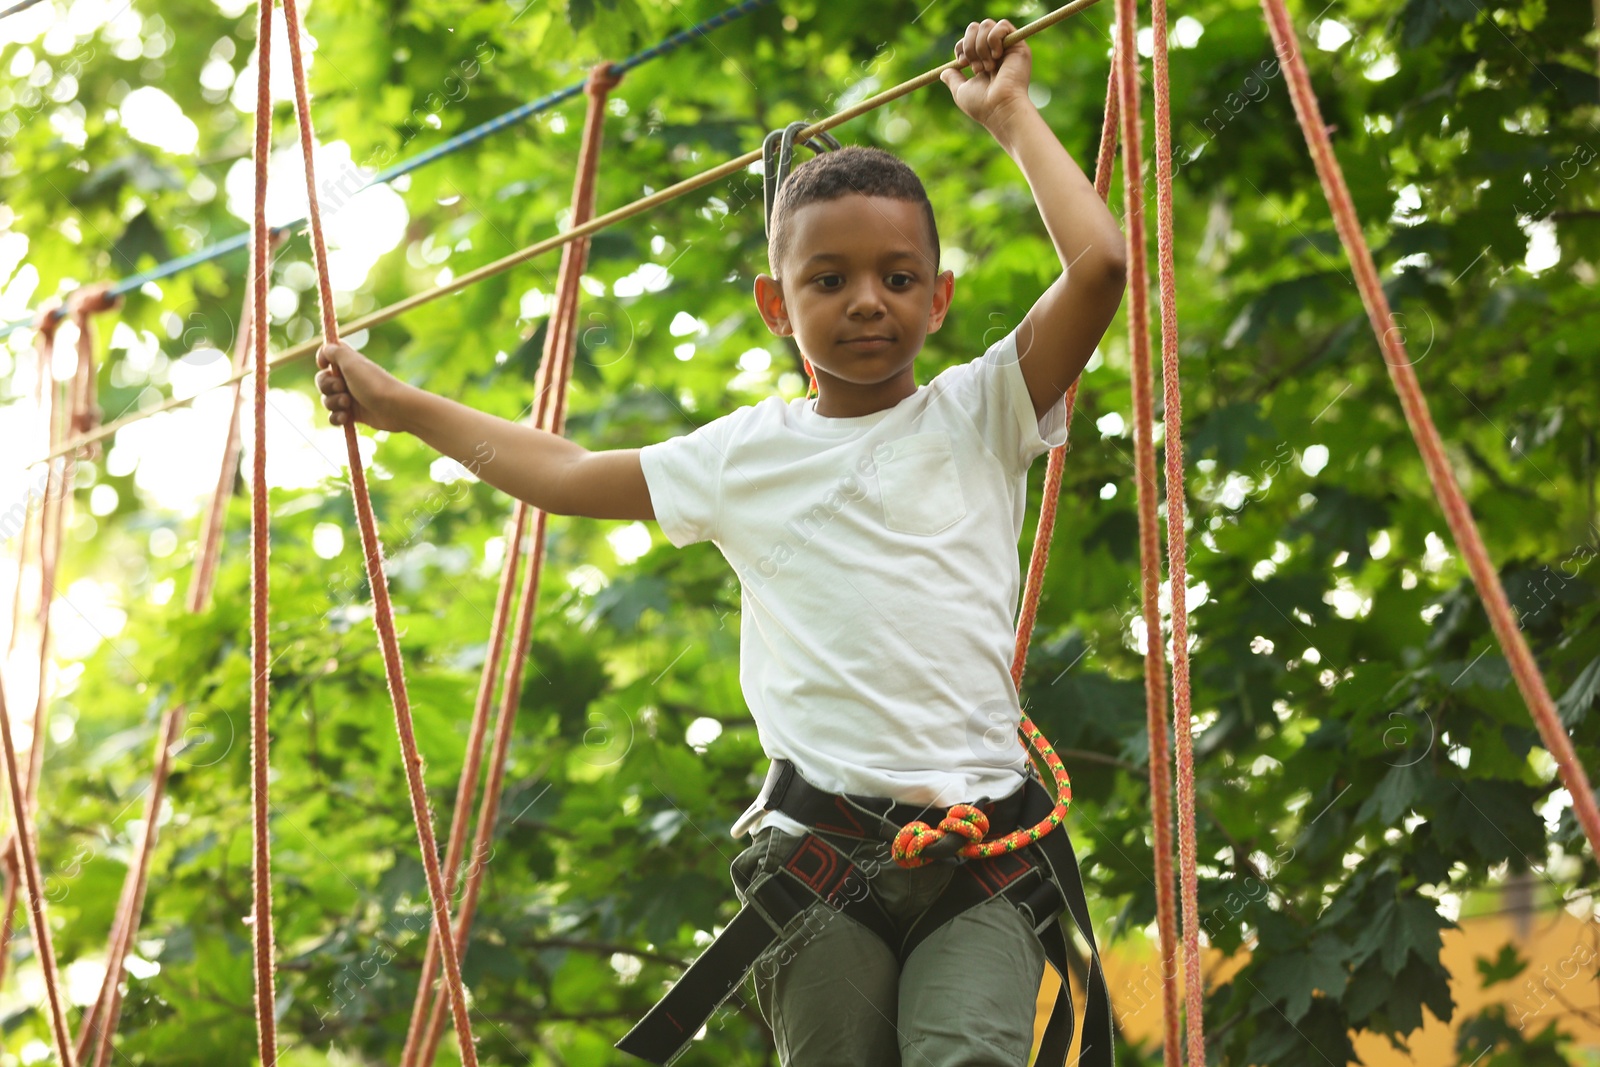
35, 0, 1107, 468
406, 61, 622, 1067
280, 0, 482, 1055
1260, 0, 1600, 860
1149, 0, 1205, 1055
246, 0, 280, 1060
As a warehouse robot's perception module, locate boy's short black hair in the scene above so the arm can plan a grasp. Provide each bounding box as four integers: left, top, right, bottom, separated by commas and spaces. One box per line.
767, 145, 940, 276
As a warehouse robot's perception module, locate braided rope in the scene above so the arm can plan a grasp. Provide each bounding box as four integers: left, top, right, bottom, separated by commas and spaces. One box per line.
1149, 0, 1205, 1057
0, 669, 75, 1064
74, 229, 275, 1063
0, 320, 77, 1066
411, 63, 623, 1067
37, 0, 1108, 468
0, 299, 61, 994
1261, 0, 1600, 858
190, 237, 276, 614
246, 2, 279, 1062
277, 0, 481, 1058
0, 289, 116, 1008
0, 0, 777, 343
75, 707, 183, 1067
3, 299, 60, 660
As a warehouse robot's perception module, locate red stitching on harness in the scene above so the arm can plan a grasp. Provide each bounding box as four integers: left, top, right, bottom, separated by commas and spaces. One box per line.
784, 836, 843, 894
810, 796, 867, 837
969, 852, 1034, 896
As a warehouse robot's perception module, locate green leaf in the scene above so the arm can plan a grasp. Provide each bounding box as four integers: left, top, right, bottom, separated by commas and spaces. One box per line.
1356, 760, 1425, 825
1474, 942, 1528, 988
1255, 936, 1350, 1022
1557, 655, 1600, 727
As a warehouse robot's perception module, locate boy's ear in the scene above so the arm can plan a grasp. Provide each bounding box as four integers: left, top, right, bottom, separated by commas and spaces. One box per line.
926, 269, 956, 334
754, 274, 791, 336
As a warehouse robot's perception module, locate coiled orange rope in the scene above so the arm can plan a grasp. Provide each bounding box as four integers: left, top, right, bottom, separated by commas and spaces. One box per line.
276, 0, 482, 1059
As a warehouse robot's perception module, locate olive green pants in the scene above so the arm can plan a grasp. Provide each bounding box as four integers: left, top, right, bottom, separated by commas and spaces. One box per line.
732, 827, 1047, 1067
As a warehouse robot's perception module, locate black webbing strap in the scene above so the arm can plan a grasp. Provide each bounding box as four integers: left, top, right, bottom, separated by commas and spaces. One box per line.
613, 904, 771, 1064
617, 776, 1114, 1066
759, 757, 1031, 861
615, 831, 893, 1065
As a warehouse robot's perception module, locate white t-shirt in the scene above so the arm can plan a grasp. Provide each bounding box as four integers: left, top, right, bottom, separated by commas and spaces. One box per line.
638, 330, 1069, 837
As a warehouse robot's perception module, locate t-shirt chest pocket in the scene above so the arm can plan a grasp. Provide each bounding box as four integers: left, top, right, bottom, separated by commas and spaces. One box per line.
877, 431, 968, 536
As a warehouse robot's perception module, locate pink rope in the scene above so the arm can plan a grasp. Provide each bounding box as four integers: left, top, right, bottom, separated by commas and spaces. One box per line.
190, 235, 276, 614
74, 707, 183, 1065
276, 0, 480, 1058
411, 63, 623, 1067
397, 492, 531, 1065
75, 229, 279, 1059
1111, 0, 1189, 1059
4, 298, 59, 659
0, 667, 75, 1064
0, 289, 115, 1002
246, 2, 280, 1063
0, 301, 62, 993
1009, 41, 1190, 1060
1261, 0, 1600, 861
1149, 0, 1205, 1058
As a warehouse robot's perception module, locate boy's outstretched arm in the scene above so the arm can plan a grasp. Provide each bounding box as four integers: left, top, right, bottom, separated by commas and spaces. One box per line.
942, 19, 1128, 423
315, 341, 655, 523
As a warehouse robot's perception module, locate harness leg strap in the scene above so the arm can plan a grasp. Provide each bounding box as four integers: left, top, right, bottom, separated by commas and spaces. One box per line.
615, 831, 893, 1065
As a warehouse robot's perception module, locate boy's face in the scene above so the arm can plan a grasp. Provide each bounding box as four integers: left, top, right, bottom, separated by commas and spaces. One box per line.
755, 194, 954, 415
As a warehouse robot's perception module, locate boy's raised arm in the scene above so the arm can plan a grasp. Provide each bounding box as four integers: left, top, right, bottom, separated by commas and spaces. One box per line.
316, 340, 655, 523
942, 18, 1128, 423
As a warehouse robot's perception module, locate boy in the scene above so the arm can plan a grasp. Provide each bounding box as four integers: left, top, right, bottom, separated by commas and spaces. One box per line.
317, 18, 1125, 1066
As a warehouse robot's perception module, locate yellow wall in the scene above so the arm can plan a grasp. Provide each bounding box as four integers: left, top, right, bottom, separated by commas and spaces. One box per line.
1034, 899, 1600, 1064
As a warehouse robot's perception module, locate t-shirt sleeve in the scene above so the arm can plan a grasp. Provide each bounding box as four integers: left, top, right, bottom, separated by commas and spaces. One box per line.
946, 328, 1070, 471
638, 410, 742, 548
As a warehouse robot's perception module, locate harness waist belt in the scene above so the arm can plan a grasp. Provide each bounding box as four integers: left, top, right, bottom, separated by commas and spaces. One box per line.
757, 758, 1030, 852
616, 768, 1115, 1067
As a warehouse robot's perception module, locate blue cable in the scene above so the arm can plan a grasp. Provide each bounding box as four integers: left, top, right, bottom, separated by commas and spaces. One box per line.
1, 0, 775, 340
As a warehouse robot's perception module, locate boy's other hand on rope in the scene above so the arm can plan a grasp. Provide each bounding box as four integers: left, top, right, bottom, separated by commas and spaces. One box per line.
317, 341, 410, 433
941, 19, 1033, 140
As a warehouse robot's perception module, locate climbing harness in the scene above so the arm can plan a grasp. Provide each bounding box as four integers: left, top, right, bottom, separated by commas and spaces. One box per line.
616, 760, 1113, 1067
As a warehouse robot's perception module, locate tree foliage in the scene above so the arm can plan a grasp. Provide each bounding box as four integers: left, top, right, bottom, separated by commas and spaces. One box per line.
1, 0, 1597, 1063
